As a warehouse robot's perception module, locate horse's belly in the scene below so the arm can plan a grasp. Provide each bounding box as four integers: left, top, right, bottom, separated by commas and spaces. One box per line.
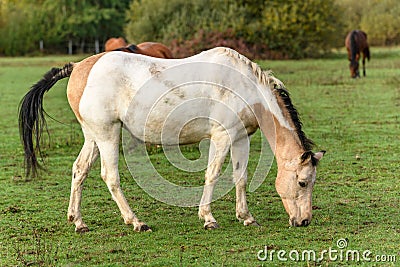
124, 97, 216, 145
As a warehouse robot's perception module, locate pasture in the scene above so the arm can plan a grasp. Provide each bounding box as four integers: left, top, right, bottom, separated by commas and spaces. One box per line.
0, 48, 399, 266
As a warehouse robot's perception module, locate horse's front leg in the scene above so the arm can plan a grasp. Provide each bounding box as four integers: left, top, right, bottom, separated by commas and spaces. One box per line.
68, 132, 99, 233
231, 138, 259, 226
199, 135, 230, 229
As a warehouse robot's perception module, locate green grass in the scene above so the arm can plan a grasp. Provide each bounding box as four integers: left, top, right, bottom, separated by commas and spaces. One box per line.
1, 48, 399, 266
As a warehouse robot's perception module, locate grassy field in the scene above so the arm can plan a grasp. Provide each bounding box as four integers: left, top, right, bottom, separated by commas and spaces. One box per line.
0, 48, 399, 266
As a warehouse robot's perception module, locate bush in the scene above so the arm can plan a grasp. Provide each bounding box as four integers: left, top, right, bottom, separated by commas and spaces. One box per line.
125, 0, 344, 59
336, 0, 400, 46
125, 0, 248, 57
0, 2, 40, 56
360, 0, 400, 45
260, 0, 344, 58
0, 0, 131, 56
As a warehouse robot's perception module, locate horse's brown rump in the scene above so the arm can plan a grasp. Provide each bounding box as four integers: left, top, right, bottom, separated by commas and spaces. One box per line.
104, 37, 128, 51
104, 37, 173, 59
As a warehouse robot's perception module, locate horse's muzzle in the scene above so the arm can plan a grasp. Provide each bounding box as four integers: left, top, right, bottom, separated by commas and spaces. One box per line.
290, 218, 311, 227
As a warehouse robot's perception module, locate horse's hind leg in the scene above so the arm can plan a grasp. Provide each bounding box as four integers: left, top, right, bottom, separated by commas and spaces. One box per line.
96, 123, 150, 232
231, 138, 258, 226
198, 134, 230, 229
362, 53, 366, 76
68, 130, 99, 233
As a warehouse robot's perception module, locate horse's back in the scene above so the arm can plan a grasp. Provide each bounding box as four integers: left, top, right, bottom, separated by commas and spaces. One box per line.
345, 30, 368, 47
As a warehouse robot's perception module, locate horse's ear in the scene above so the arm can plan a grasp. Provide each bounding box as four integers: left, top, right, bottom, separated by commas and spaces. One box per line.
313, 150, 326, 161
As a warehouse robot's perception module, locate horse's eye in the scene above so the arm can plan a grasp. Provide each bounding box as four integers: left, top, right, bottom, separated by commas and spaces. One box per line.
299, 181, 307, 188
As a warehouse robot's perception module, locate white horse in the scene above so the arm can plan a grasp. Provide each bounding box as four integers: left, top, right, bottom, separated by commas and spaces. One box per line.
19, 47, 324, 232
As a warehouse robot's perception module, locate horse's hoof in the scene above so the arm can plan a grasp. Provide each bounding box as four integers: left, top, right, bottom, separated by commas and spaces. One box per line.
75, 226, 90, 233
135, 224, 152, 232
247, 221, 261, 227
204, 222, 220, 230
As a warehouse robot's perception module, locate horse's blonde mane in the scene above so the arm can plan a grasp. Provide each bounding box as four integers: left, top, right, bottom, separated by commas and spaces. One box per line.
218, 47, 283, 88
217, 47, 314, 151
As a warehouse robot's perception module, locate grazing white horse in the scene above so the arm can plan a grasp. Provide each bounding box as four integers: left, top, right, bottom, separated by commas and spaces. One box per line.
19, 47, 324, 232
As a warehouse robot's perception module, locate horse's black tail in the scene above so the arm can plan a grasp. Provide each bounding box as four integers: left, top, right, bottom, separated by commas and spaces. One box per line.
364, 46, 370, 61
18, 62, 74, 177
360, 31, 370, 61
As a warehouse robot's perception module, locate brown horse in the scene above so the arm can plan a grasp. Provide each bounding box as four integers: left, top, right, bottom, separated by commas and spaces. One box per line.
104, 37, 128, 51
345, 30, 370, 78
104, 37, 173, 59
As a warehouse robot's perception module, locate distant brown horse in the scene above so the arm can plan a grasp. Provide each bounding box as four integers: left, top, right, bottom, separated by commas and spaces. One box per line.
345, 30, 370, 78
104, 37, 173, 59
104, 37, 128, 51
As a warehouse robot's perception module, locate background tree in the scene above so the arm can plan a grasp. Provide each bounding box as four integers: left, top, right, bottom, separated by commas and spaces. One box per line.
125, 0, 343, 59
0, 0, 131, 55
335, 0, 365, 31
1, 0, 399, 57
360, 0, 400, 45
336, 0, 400, 45
0, 0, 42, 55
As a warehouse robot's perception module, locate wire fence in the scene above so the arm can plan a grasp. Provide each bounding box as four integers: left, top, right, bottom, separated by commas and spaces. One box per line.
37, 39, 106, 55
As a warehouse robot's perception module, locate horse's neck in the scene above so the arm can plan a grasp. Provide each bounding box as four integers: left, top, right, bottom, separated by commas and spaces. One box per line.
254, 103, 303, 164
273, 119, 304, 167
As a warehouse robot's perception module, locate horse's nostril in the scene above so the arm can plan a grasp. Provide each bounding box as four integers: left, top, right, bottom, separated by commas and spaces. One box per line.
301, 219, 310, 227
290, 218, 310, 227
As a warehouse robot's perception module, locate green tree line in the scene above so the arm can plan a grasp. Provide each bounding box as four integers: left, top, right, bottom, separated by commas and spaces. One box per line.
0, 0, 131, 55
0, 0, 399, 58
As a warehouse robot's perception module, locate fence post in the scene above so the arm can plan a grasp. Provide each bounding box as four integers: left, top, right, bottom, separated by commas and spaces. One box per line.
39, 40, 44, 52
68, 40, 73, 55
95, 39, 100, 54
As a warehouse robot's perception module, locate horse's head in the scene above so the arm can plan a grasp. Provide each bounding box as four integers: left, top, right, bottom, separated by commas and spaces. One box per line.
275, 151, 325, 227
349, 61, 360, 78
